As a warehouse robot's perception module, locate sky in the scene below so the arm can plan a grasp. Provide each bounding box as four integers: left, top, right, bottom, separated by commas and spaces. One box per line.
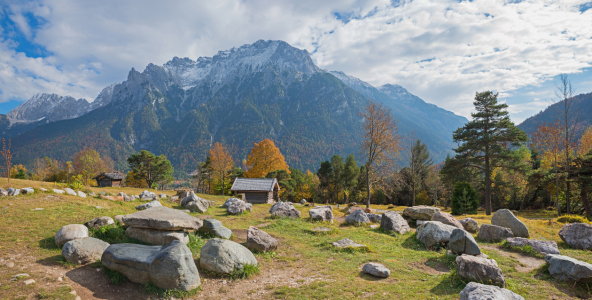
0, 0, 591, 123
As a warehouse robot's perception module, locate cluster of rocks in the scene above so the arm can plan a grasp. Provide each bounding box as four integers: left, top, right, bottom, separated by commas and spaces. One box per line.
122, 207, 202, 245
345, 209, 383, 226
55, 224, 110, 265
0, 187, 87, 198
269, 202, 300, 218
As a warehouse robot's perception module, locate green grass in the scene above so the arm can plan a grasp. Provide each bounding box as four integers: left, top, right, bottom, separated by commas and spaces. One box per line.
142, 282, 201, 299
500, 240, 544, 258
103, 266, 128, 285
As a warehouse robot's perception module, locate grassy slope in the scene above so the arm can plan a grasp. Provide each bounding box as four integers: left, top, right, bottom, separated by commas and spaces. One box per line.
0, 178, 591, 299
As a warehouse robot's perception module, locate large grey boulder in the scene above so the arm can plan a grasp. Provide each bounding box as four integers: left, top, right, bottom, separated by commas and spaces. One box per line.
491, 209, 529, 238
269, 202, 295, 214
126, 227, 189, 245
198, 219, 232, 239
456, 254, 506, 287
55, 224, 89, 247
367, 213, 382, 223
331, 238, 366, 249
122, 206, 203, 230
558, 223, 592, 250
416, 221, 457, 248
477, 224, 514, 242
506, 237, 560, 255
139, 190, 157, 200
228, 200, 252, 215
247, 226, 278, 252
62, 237, 109, 264
199, 238, 257, 274
20, 187, 34, 194
362, 262, 390, 278
222, 197, 242, 208
270, 202, 300, 218
545, 254, 592, 282
84, 216, 115, 229
403, 205, 441, 220
459, 218, 479, 233
309, 206, 333, 222
8, 188, 20, 196
449, 228, 481, 256
77, 191, 86, 198
185, 198, 210, 213
102, 241, 200, 291
345, 209, 370, 225
460, 282, 524, 300
64, 188, 77, 196
431, 211, 463, 229
135, 200, 162, 211
380, 211, 410, 234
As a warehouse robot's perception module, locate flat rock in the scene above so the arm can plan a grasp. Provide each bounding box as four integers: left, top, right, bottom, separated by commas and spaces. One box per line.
416, 221, 457, 248
312, 227, 333, 233
459, 218, 479, 233
506, 237, 560, 255
64, 188, 77, 196
309, 206, 333, 222
478, 224, 514, 242
558, 223, 592, 250
362, 262, 390, 278
345, 209, 370, 225
77, 191, 86, 198
20, 188, 34, 194
431, 211, 463, 229
380, 211, 410, 234
52, 189, 65, 194
449, 228, 481, 255
122, 206, 203, 230
84, 216, 115, 229
491, 209, 529, 238
403, 205, 441, 220
126, 227, 189, 244
460, 282, 524, 300
247, 226, 278, 252
228, 200, 252, 215
198, 219, 232, 239
200, 238, 257, 274
55, 224, 89, 248
135, 200, 162, 211
545, 254, 592, 282
332, 238, 366, 249
24, 279, 35, 285
456, 254, 506, 287
62, 237, 110, 264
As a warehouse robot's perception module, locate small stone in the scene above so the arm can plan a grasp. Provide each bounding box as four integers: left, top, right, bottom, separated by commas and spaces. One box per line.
57, 277, 62, 282
32, 208, 44, 211
312, 227, 333, 233
331, 238, 366, 249
5, 262, 14, 268
75, 296, 81, 300
12, 273, 29, 280
69, 290, 77, 296
23, 279, 35, 285
84, 216, 115, 229
64, 188, 77, 196
77, 191, 86, 198
370, 224, 379, 229
362, 262, 390, 278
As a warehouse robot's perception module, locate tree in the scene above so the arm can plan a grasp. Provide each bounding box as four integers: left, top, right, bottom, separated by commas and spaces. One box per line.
73, 147, 110, 185
127, 150, 174, 188
330, 155, 344, 203
244, 139, 290, 178
342, 154, 360, 204
570, 149, 592, 218
10, 164, 27, 179
32, 157, 48, 181
452, 91, 528, 215
209, 142, 234, 195
359, 101, 401, 208
125, 171, 149, 188
451, 181, 479, 215
317, 161, 333, 203
404, 134, 433, 206
1, 138, 12, 184
578, 126, 592, 157
532, 121, 564, 215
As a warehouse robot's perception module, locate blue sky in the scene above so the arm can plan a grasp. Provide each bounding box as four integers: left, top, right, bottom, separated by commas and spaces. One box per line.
1, 0, 591, 123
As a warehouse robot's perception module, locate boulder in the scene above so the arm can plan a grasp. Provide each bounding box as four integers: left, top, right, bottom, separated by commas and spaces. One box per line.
459, 282, 524, 300
122, 206, 203, 230
52, 189, 65, 194
558, 223, 592, 250
403, 205, 441, 220
135, 200, 162, 211
506, 237, 560, 255
62, 237, 110, 264
449, 228, 481, 256
331, 238, 366, 249
269, 202, 295, 214
0, 188, 7, 196
309, 206, 333, 222
20, 188, 34, 194
269, 202, 300, 218
169, 196, 179, 202
77, 191, 86, 198
222, 197, 242, 208
8, 188, 20, 196
64, 188, 77, 196
55, 224, 89, 247
380, 211, 410, 234
198, 219, 232, 239
184, 196, 210, 213
158, 194, 167, 199
300, 199, 307, 205
367, 213, 382, 223
123, 194, 132, 201
102, 241, 200, 291
139, 190, 157, 200
114, 215, 128, 227
362, 262, 390, 278
199, 238, 257, 274
431, 211, 463, 229
345, 209, 370, 225
477, 224, 514, 242
228, 200, 252, 215
126, 227, 189, 245
84, 216, 115, 229
416, 221, 457, 248
176, 190, 194, 199
491, 209, 529, 238
181, 194, 201, 207
545, 254, 592, 282
118, 192, 127, 198
312, 227, 333, 233
459, 218, 479, 233
456, 254, 506, 287
247, 226, 278, 252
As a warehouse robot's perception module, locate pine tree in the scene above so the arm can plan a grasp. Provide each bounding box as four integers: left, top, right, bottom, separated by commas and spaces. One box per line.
570, 150, 592, 218
127, 150, 174, 188
331, 154, 344, 203
342, 154, 360, 204
452, 91, 528, 215
317, 161, 333, 203
451, 181, 479, 215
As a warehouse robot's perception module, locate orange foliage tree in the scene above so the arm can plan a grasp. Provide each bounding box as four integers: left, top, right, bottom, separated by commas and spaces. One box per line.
245, 139, 290, 178
578, 126, 592, 157
209, 142, 234, 195
73, 147, 112, 185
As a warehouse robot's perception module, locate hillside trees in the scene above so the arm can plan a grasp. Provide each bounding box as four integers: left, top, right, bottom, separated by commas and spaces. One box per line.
570, 150, 592, 218
209, 142, 234, 195
531, 121, 564, 214
127, 150, 174, 188
73, 147, 112, 185
245, 139, 290, 178
1, 138, 12, 183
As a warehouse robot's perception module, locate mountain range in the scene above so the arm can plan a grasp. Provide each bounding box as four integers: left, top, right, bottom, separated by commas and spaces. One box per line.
0, 40, 468, 174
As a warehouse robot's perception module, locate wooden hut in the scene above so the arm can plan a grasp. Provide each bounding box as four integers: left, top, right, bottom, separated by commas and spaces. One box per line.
230, 178, 280, 204
92, 172, 125, 187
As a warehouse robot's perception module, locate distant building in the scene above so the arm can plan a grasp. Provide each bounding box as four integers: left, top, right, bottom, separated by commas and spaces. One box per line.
93, 172, 125, 187
230, 178, 280, 204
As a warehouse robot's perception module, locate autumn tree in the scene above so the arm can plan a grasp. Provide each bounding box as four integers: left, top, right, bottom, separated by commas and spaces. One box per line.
10, 164, 27, 179
73, 147, 110, 185
359, 100, 401, 208
127, 150, 174, 188
1, 138, 12, 184
32, 157, 48, 181
531, 120, 564, 214
209, 142, 234, 195
245, 139, 289, 178
578, 126, 592, 157
125, 171, 149, 188
452, 91, 528, 215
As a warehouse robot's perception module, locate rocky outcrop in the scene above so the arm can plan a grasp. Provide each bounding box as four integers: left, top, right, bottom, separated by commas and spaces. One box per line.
459, 282, 524, 300
84, 216, 115, 229
362, 262, 390, 278
431, 211, 463, 229
62, 237, 110, 264
380, 211, 410, 234
55, 224, 89, 248
199, 239, 258, 274
506, 237, 560, 255
459, 218, 479, 233
416, 221, 457, 248
403, 206, 441, 220
8, 188, 20, 196
477, 224, 513, 242
122, 206, 203, 230
456, 254, 506, 287
545, 254, 592, 282
449, 228, 481, 256
198, 219, 232, 239
126, 227, 189, 245
309, 206, 333, 222
246, 226, 278, 252
558, 223, 592, 250
491, 209, 529, 238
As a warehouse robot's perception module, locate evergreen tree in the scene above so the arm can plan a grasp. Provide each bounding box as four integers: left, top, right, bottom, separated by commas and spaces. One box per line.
451, 181, 479, 215
408, 139, 433, 206
317, 161, 333, 203
127, 150, 174, 188
569, 150, 592, 218
452, 91, 528, 215
342, 154, 360, 204
330, 155, 344, 203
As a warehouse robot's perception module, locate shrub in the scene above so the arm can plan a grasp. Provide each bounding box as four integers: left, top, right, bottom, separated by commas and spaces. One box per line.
556, 215, 589, 224
451, 182, 479, 215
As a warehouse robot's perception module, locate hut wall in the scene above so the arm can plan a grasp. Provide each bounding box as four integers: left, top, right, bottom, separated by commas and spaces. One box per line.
245, 192, 271, 204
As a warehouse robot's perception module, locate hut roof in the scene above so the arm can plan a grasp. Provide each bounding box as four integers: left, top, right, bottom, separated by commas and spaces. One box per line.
92, 172, 126, 180
231, 178, 279, 192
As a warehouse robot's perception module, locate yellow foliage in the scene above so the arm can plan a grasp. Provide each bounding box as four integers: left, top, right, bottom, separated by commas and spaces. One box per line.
578, 126, 592, 157
244, 139, 290, 178
10, 164, 26, 177
209, 143, 234, 179
125, 171, 148, 188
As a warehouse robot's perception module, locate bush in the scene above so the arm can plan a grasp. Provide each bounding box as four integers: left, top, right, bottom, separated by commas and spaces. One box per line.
556, 215, 589, 224
451, 182, 479, 215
